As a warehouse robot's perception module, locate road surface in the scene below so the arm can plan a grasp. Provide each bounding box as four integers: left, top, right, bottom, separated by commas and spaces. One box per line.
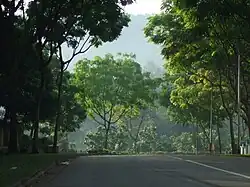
35, 154, 250, 187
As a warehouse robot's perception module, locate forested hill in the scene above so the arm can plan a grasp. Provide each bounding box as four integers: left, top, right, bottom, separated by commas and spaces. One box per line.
65, 14, 164, 76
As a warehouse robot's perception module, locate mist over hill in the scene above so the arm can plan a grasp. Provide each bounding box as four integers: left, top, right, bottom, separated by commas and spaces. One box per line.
65, 14, 164, 76
65, 14, 184, 150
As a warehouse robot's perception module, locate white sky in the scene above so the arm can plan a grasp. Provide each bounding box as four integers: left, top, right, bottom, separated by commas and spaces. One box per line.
124, 0, 162, 15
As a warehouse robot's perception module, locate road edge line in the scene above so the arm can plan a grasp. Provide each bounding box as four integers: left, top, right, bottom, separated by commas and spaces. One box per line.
166, 155, 250, 180
185, 159, 250, 180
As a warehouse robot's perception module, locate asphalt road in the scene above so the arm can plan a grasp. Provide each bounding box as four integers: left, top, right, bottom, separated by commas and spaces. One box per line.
35, 155, 250, 187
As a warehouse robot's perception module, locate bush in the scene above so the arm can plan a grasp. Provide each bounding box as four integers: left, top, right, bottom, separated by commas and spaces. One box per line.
120, 151, 131, 155
87, 149, 113, 155
154, 151, 166, 155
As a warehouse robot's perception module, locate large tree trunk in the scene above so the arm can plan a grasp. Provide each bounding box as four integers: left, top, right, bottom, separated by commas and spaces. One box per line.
218, 70, 236, 154
133, 119, 144, 153
199, 124, 209, 146
30, 125, 34, 139
192, 124, 198, 154
8, 109, 19, 153
32, 70, 45, 153
104, 123, 111, 150
246, 111, 250, 138
216, 123, 222, 154
53, 63, 64, 153
229, 116, 236, 154
6, 4, 20, 153
134, 142, 139, 153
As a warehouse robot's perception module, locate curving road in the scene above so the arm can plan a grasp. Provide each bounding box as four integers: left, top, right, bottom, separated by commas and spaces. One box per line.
35, 154, 250, 187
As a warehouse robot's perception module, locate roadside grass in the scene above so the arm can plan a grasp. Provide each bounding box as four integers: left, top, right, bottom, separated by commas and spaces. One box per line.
0, 153, 79, 187
167, 152, 250, 158
222, 154, 250, 158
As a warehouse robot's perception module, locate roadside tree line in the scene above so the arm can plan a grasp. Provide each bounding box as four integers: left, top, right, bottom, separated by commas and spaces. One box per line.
144, 0, 250, 154
0, 0, 135, 153
72, 0, 248, 155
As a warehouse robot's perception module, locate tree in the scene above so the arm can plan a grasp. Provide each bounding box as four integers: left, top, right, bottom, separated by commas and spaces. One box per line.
144, 0, 244, 153
137, 124, 157, 153
72, 53, 159, 149
84, 125, 129, 152
25, 0, 132, 153
0, 0, 137, 153
56, 71, 87, 134
50, 0, 135, 151
119, 107, 157, 153
168, 0, 250, 138
0, 0, 143, 154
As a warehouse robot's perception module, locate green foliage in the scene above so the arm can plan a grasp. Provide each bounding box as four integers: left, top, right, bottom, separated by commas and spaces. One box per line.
84, 123, 160, 153
0, 0, 134, 153
72, 53, 159, 149
143, 0, 250, 153
84, 126, 129, 152
73, 53, 158, 114
138, 125, 157, 152
60, 72, 87, 132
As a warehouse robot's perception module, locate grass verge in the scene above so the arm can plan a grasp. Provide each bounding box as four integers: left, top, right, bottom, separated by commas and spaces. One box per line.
0, 153, 79, 187
222, 154, 250, 158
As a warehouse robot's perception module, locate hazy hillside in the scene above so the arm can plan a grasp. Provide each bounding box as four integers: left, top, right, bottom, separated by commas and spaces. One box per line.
66, 14, 167, 149
64, 14, 164, 75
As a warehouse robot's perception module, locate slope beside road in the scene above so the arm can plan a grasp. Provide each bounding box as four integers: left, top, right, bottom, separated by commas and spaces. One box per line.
34, 155, 250, 187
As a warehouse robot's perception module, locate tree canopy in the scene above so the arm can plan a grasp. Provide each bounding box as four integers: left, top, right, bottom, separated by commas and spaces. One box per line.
0, 0, 134, 153
144, 0, 250, 154
72, 53, 160, 149
1, 0, 249, 158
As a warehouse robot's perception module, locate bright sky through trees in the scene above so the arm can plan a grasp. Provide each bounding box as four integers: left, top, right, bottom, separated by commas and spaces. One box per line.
124, 0, 162, 15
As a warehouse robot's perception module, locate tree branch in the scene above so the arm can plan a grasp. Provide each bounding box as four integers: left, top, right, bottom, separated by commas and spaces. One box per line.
63, 35, 93, 71
111, 108, 130, 124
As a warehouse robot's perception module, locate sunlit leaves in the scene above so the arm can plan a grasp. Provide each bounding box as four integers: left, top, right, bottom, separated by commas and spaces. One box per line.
72, 53, 159, 126
144, 0, 232, 130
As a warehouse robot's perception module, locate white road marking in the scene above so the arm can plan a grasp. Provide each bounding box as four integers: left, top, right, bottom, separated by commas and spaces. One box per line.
167, 155, 250, 180
185, 159, 250, 179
